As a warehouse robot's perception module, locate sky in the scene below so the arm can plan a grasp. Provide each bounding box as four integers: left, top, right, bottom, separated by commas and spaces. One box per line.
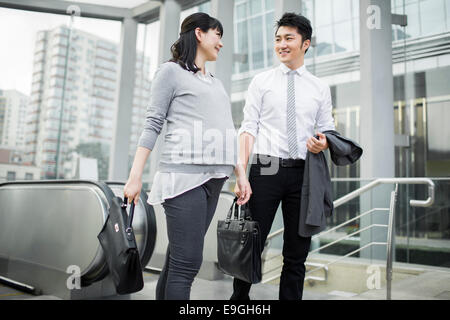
0, 7, 160, 96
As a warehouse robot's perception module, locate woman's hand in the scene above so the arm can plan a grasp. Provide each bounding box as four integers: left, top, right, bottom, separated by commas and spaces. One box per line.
124, 147, 151, 205
123, 174, 143, 205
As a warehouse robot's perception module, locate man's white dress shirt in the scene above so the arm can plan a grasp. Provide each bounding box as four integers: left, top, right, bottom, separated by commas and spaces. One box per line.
238, 63, 335, 160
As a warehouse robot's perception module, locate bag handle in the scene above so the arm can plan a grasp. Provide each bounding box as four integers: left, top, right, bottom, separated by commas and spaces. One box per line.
239, 201, 252, 220
122, 197, 136, 240
234, 199, 240, 220
229, 197, 252, 221
226, 197, 237, 220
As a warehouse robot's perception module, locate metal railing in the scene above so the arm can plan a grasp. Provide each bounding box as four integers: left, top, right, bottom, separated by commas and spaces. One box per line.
261, 178, 435, 300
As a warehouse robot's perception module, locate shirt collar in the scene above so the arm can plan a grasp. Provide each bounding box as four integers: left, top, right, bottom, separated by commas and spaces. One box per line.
195, 68, 212, 79
195, 69, 213, 84
279, 63, 307, 76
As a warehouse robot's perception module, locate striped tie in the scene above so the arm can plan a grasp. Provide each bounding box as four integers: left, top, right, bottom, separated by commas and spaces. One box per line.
287, 70, 298, 159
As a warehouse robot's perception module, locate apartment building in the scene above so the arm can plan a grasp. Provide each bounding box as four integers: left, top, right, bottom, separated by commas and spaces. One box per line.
0, 89, 29, 150
24, 25, 151, 179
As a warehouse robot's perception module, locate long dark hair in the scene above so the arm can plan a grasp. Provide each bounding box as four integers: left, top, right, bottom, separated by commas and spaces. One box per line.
170, 12, 223, 73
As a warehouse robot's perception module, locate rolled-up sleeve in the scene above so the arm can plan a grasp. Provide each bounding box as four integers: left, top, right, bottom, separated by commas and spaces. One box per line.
315, 84, 335, 133
237, 76, 262, 139
138, 63, 175, 151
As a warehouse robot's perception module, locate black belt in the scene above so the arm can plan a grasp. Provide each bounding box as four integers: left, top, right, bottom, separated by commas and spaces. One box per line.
254, 154, 305, 168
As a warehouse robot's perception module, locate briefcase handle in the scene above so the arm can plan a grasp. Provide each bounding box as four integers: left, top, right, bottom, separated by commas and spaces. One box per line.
226, 197, 252, 221
122, 197, 136, 240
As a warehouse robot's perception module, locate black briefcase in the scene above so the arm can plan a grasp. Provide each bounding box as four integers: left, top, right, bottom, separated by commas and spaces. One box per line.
97, 196, 144, 295
217, 197, 262, 284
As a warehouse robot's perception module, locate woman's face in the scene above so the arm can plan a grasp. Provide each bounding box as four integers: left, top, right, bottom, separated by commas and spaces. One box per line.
196, 27, 223, 61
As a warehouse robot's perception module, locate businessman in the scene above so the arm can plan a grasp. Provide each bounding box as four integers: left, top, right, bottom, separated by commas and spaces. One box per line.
232, 12, 336, 300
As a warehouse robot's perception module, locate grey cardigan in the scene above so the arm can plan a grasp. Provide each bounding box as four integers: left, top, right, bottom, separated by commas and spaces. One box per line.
138, 62, 237, 174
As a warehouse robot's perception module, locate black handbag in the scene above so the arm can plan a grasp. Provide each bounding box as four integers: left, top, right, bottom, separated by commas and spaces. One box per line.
97, 196, 144, 295
217, 197, 262, 284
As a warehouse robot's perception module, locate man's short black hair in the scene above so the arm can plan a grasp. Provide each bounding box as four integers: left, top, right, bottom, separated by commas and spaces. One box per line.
276, 12, 313, 52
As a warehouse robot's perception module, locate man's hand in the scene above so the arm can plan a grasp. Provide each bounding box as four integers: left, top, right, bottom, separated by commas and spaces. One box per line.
306, 132, 328, 154
234, 176, 252, 205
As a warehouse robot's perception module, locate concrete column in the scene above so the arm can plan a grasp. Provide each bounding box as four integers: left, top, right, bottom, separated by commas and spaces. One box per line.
274, 0, 302, 20
273, 0, 302, 67
147, 0, 181, 186
359, 0, 395, 261
208, 0, 234, 192
360, 0, 395, 179
108, 17, 138, 181
208, 0, 234, 96
158, 0, 181, 64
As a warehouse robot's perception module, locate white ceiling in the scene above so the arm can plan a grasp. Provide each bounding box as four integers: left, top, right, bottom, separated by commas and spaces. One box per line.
60, 0, 150, 9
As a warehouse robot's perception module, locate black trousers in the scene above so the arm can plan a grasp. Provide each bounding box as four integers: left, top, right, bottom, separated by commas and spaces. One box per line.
231, 155, 311, 300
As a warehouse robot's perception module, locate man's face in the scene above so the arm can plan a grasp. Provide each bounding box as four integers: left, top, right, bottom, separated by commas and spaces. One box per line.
274, 26, 309, 65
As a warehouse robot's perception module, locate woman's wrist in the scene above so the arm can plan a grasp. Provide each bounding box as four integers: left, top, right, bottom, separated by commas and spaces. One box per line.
129, 170, 142, 181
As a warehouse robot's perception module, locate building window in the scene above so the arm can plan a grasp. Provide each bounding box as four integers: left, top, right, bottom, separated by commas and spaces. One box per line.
234, 0, 275, 74
312, 0, 359, 56
6, 171, 16, 181
25, 173, 33, 180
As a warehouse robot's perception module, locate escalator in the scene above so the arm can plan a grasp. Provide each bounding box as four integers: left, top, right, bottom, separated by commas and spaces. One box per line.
0, 180, 156, 299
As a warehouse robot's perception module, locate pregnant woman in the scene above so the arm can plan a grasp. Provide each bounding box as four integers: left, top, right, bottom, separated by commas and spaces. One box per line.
123, 12, 251, 300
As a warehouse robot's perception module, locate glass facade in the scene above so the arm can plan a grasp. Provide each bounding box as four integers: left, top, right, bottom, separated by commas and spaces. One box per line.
233, 0, 275, 74
230, 0, 450, 179
392, 0, 450, 39
228, 0, 450, 260
305, 0, 360, 56
391, 0, 450, 178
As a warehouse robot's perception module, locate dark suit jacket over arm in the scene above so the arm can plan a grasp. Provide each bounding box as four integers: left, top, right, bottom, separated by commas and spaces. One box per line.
298, 131, 363, 237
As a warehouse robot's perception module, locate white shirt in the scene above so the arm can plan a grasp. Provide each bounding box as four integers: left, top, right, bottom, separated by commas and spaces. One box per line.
148, 171, 231, 205
237, 63, 335, 160
148, 68, 230, 205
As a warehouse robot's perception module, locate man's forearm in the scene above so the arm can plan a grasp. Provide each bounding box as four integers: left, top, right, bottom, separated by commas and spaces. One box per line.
234, 132, 255, 178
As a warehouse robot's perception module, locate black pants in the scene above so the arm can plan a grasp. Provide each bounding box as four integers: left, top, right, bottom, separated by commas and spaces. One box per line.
231, 155, 311, 300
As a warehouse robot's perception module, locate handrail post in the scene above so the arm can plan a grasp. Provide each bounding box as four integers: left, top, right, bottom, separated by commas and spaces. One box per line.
386, 184, 398, 300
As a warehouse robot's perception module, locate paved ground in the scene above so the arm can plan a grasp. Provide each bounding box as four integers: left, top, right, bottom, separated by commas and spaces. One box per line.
2, 266, 450, 300
346, 270, 450, 300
